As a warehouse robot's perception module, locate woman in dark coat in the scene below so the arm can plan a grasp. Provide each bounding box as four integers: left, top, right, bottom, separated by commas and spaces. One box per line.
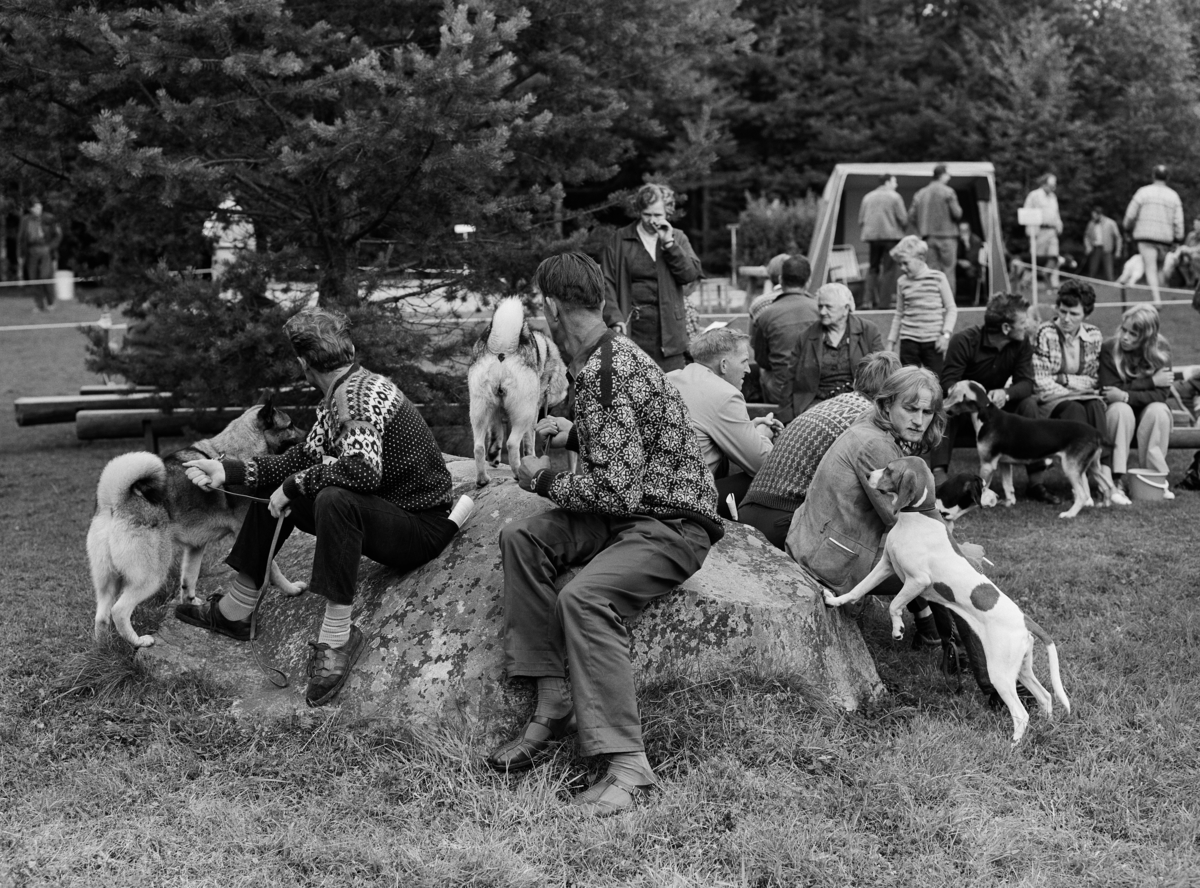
600, 184, 702, 372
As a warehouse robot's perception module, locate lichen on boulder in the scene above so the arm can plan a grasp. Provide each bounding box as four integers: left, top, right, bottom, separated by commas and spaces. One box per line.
142, 457, 883, 726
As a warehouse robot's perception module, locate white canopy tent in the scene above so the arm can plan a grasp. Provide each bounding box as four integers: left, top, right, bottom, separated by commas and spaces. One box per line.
807, 161, 1010, 299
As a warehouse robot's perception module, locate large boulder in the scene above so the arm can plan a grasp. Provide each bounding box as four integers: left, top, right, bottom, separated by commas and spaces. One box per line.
143, 458, 882, 724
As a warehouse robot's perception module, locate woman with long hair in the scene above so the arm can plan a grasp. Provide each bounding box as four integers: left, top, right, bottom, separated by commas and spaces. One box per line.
1098, 303, 1175, 498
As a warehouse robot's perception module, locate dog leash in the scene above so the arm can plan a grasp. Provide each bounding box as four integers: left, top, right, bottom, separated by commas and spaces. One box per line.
199, 485, 290, 688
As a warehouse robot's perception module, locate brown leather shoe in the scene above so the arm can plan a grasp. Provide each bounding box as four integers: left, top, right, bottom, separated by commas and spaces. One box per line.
486, 711, 576, 772
569, 773, 650, 816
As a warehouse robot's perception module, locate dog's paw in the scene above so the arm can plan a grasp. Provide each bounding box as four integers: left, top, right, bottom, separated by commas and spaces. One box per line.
1056, 509, 1078, 519
980, 489, 999, 508
821, 590, 841, 607
134, 634, 155, 648
476, 475, 491, 488
277, 580, 308, 598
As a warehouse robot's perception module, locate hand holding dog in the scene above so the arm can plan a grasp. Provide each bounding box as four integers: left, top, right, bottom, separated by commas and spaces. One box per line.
535, 416, 573, 449
517, 455, 550, 491
183, 458, 225, 491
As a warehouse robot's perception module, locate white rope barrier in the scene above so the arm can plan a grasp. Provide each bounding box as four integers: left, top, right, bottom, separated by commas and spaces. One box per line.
0, 320, 127, 334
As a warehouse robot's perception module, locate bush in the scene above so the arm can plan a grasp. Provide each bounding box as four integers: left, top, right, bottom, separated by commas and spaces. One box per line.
736, 194, 820, 267
84, 271, 463, 410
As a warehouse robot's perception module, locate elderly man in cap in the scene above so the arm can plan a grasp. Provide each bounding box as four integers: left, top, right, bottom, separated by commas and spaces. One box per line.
776, 282, 884, 422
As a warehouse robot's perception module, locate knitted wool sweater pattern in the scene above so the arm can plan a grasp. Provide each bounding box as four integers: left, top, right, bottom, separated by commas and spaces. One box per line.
535, 334, 723, 543
742, 392, 872, 513
228, 365, 452, 512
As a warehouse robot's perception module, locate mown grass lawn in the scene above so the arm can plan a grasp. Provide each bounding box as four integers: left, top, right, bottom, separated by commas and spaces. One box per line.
1, 292, 1197, 888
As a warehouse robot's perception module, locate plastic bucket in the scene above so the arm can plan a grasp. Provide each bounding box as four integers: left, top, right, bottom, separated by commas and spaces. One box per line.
1127, 468, 1169, 502
54, 269, 75, 302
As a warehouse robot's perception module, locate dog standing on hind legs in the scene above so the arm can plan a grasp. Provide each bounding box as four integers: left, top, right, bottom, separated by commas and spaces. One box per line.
822, 456, 1071, 746
88, 399, 304, 647
468, 297, 569, 487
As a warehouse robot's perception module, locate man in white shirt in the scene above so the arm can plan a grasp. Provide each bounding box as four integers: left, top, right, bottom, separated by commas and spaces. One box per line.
667, 328, 781, 517
1024, 173, 1063, 289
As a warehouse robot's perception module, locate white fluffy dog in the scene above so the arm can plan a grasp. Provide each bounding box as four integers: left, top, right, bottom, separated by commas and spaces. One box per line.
468, 297, 568, 487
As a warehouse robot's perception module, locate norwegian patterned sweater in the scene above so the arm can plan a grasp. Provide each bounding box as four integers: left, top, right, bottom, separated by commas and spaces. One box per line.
224, 364, 452, 512
741, 392, 872, 513
533, 332, 724, 543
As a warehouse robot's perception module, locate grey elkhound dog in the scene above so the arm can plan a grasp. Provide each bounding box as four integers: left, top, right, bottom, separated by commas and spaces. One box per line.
88, 399, 305, 647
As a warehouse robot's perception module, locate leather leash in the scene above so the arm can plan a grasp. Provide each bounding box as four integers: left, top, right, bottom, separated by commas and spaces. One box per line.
203, 485, 290, 688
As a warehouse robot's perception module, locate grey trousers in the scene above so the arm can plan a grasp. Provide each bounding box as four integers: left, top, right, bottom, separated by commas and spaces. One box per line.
499, 509, 711, 756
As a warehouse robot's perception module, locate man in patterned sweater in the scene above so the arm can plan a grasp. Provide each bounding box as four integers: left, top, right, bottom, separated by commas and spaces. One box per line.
486, 252, 723, 816
738, 351, 900, 548
177, 308, 461, 706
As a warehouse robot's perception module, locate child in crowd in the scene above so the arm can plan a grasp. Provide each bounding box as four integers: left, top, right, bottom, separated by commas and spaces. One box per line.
886, 235, 957, 374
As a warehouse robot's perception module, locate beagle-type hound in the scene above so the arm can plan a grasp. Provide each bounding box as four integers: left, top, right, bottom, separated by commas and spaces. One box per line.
822, 456, 1071, 746
943, 379, 1113, 519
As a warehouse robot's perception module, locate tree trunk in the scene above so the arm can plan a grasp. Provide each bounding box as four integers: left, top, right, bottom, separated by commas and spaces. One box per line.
317, 241, 358, 307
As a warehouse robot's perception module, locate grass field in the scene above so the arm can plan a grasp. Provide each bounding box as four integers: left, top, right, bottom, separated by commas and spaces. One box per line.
1, 291, 1198, 887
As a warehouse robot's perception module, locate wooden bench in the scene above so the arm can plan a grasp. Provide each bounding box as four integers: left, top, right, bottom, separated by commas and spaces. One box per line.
15, 391, 177, 427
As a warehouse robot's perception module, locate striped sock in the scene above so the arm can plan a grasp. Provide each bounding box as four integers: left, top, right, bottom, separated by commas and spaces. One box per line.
218, 576, 261, 622
318, 603, 354, 648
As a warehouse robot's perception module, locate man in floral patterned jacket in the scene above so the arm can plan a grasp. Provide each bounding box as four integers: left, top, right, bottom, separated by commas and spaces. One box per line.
486, 252, 723, 816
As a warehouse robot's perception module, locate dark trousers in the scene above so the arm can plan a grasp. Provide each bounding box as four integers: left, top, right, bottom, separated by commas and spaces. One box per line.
499, 509, 711, 756
899, 339, 944, 376
737, 501, 794, 550
25, 247, 54, 310
226, 488, 457, 606
1084, 249, 1115, 282
865, 240, 900, 309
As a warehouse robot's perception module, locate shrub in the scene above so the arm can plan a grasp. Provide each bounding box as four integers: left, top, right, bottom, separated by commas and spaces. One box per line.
736, 194, 820, 267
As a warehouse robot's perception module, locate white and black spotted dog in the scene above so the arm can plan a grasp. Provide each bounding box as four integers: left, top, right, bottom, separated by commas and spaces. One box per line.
468, 297, 569, 487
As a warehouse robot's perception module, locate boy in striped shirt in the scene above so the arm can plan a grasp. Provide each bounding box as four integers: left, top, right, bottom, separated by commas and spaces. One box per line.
886, 235, 957, 374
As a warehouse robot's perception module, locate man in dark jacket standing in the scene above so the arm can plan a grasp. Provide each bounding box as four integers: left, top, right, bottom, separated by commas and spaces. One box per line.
859, 173, 908, 309
600, 183, 702, 371
909, 164, 963, 297
776, 283, 884, 422
752, 255, 818, 404
17, 198, 63, 313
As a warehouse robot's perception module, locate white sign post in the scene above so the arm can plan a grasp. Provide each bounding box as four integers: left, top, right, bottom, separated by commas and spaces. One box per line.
1018, 207, 1043, 306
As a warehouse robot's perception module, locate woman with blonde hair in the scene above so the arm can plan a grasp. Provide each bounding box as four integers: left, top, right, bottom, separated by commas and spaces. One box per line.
1098, 303, 1175, 498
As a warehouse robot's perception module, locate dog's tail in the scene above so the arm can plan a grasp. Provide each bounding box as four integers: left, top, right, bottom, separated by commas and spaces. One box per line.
94, 451, 169, 518
486, 297, 525, 357
1025, 615, 1071, 715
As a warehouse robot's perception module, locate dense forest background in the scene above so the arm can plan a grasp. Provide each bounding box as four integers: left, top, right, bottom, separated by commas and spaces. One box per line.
2, 0, 1198, 399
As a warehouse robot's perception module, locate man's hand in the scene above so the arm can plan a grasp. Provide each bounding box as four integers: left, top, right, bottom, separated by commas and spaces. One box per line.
535, 416, 573, 450
987, 388, 1008, 409
183, 458, 225, 491
752, 413, 784, 439
268, 486, 292, 518
517, 455, 551, 492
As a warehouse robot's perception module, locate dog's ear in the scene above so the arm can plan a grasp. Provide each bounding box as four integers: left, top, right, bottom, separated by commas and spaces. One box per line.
257, 391, 277, 428
896, 466, 927, 509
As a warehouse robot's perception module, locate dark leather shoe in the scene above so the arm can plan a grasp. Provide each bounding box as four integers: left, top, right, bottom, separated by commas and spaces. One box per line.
486, 711, 576, 772
175, 593, 253, 641
1026, 484, 1063, 506
306, 625, 367, 707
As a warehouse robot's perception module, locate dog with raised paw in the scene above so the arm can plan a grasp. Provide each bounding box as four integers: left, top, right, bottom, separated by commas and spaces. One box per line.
88, 398, 305, 647
468, 297, 569, 487
944, 379, 1113, 518
822, 456, 1070, 745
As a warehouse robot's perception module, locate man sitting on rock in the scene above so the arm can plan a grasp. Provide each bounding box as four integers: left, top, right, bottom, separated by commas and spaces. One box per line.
178, 307, 465, 706
666, 327, 780, 517
488, 252, 723, 816
738, 351, 901, 549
